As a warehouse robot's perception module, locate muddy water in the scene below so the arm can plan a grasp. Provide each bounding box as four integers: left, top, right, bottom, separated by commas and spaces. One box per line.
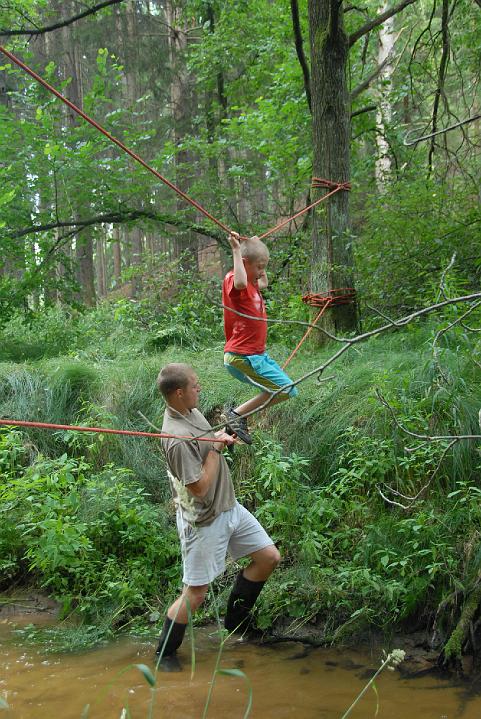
1, 616, 480, 719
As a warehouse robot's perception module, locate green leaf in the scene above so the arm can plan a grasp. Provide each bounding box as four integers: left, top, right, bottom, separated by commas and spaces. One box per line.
134, 663, 156, 687
217, 669, 253, 718
0, 189, 16, 207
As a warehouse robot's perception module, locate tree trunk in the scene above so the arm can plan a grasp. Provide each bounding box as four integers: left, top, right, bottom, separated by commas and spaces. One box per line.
375, 0, 395, 190
308, 0, 357, 333
96, 236, 107, 297
113, 226, 122, 284
61, 0, 96, 306
123, 0, 144, 296
165, 0, 197, 269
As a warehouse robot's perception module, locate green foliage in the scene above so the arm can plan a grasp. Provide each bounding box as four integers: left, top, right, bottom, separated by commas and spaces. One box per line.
0, 309, 480, 646
0, 429, 179, 626
355, 177, 481, 313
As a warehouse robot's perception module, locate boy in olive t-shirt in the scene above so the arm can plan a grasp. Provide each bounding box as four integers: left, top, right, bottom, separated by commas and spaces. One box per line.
154, 363, 280, 670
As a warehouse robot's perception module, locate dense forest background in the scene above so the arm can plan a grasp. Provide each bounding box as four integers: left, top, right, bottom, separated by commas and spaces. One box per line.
0, 0, 480, 666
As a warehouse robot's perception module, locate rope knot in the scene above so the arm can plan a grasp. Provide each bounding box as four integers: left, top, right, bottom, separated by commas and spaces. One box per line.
302, 288, 356, 308
311, 177, 352, 192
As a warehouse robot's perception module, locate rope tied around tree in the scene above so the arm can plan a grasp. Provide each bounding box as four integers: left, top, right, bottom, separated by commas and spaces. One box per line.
311, 177, 352, 192
283, 288, 356, 369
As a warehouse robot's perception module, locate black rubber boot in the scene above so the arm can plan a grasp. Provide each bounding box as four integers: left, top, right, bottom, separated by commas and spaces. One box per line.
155, 617, 187, 671
224, 571, 265, 634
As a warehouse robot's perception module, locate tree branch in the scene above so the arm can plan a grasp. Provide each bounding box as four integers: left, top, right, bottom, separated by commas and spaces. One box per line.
351, 104, 377, 117
187, 291, 481, 439
5, 209, 227, 245
290, 0, 312, 112
350, 56, 392, 101
348, 0, 417, 47
350, 28, 406, 100
427, 0, 450, 175
0, 0, 126, 37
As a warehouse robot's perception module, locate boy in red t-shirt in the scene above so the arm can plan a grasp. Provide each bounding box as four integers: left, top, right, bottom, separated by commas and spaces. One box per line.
222, 232, 298, 444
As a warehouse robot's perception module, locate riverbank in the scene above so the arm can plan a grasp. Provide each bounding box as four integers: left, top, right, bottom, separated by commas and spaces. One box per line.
0, 591, 472, 682
1, 315, 480, 670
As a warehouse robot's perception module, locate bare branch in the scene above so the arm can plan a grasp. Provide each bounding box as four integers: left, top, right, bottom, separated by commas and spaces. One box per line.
365, 304, 402, 327
290, 0, 311, 112
376, 389, 481, 442
4, 210, 226, 245
351, 55, 392, 101
428, 0, 450, 175
350, 28, 406, 100
349, 0, 417, 47
0, 0, 126, 36
351, 104, 377, 118
377, 438, 457, 509
403, 113, 481, 145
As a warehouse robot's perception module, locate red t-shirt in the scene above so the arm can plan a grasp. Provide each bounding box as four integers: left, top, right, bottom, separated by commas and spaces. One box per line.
222, 270, 267, 355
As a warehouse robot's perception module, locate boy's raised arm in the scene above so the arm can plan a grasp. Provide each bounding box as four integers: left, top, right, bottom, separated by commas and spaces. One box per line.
229, 232, 248, 290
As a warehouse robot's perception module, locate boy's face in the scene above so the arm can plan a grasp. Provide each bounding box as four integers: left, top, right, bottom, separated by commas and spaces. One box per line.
177, 373, 201, 410
244, 254, 269, 282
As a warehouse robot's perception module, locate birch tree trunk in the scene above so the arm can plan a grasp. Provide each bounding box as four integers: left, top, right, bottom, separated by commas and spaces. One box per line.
375, 1, 395, 190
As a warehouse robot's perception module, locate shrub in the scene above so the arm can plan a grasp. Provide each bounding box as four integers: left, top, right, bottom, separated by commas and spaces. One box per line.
0, 431, 179, 626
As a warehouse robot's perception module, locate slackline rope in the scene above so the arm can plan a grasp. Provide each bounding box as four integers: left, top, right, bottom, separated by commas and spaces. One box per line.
0, 48, 356, 426
0, 45, 350, 240
1, 290, 356, 439
0, 419, 225, 444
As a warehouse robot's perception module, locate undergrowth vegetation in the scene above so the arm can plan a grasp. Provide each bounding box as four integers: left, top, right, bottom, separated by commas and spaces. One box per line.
0, 296, 480, 652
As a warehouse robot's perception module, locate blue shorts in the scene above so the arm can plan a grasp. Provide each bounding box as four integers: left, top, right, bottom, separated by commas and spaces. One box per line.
224, 351, 298, 398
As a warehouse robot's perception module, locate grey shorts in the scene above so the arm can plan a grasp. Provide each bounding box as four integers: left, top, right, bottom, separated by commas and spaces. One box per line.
176, 501, 274, 586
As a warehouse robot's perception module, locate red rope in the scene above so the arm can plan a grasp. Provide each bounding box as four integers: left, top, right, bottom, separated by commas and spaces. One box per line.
0, 419, 225, 444
0, 45, 233, 235
259, 180, 350, 240
282, 288, 356, 368
282, 302, 331, 369
0, 45, 352, 243
303, 288, 356, 307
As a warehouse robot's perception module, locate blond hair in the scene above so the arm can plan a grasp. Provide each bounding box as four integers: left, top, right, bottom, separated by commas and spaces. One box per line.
241, 236, 269, 263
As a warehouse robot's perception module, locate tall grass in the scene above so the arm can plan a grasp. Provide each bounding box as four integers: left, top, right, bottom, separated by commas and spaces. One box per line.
1, 309, 480, 643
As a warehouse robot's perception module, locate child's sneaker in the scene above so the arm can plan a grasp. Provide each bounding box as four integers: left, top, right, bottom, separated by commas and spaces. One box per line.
223, 408, 252, 445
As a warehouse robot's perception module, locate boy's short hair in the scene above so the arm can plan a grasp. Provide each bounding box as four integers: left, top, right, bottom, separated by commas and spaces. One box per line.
157, 363, 193, 398
241, 237, 269, 263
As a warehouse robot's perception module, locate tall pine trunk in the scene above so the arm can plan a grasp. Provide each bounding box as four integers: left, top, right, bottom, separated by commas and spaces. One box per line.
61, 1, 96, 306
165, 0, 197, 269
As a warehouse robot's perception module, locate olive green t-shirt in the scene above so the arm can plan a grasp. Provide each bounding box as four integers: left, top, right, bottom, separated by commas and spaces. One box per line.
161, 406, 236, 527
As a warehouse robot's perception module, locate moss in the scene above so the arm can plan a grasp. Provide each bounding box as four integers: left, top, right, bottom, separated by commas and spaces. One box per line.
444, 585, 481, 660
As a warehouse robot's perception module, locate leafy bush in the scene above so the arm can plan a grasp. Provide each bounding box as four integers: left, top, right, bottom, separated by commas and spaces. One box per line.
0, 429, 179, 625
0, 307, 80, 361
